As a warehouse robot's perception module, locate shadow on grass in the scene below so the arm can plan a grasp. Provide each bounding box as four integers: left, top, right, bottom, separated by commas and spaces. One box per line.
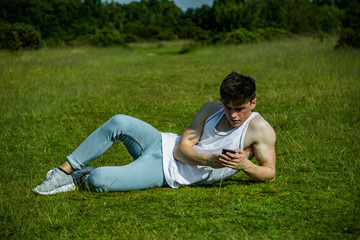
194, 179, 257, 189
65, 178, 259, 199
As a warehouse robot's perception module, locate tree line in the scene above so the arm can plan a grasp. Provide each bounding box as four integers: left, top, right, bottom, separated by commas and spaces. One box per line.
0, 0, 359, 50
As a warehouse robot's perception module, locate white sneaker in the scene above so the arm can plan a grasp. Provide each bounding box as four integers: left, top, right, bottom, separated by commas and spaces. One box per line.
33, 168, 76, 195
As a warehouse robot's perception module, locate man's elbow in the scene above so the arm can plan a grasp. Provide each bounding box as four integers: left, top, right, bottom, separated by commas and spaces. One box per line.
254, 171, 275, 183
173, 145, 184, 162
173, 146, 180, 161
254, 177, 275, 183
260, 166, 276, 182
267, 175, 275, 182
264, 171, 276, 182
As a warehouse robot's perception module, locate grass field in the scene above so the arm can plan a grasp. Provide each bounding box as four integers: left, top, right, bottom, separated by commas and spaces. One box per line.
1, 36, 359, 239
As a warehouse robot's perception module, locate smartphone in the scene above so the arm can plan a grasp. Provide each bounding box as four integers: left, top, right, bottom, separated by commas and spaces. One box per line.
222, 149, 236, 155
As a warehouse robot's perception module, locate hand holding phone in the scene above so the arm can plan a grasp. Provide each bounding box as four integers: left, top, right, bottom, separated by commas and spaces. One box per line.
222, 149, 236, 155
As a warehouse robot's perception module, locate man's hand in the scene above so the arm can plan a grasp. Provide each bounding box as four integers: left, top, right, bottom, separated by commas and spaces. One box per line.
206, 154, 225, 168
218, 149, 252, 170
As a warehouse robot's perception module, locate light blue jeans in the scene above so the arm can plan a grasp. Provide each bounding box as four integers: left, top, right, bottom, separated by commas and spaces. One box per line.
66, 115, 169, 192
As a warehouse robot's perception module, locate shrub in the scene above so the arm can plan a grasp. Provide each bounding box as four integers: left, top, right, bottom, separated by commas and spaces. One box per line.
255, 28, 289, 40
86, 28, 125, 47
335, 28, 360, 49
197, 31, 226, 44
0, 23, 42, 51
157, 28, 176, 41
199, 28, 290, 45
125, 23, 160, 40
178, 41, 199, 54
227, 28, 260, 44
123, 33, 139, 43
176, 26, 205, 39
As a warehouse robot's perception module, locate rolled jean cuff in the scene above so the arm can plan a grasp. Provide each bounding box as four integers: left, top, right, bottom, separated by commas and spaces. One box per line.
66, 153, 84, 170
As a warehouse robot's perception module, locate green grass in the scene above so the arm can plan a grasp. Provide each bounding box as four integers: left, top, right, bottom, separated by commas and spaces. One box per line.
1, 37, 359, 239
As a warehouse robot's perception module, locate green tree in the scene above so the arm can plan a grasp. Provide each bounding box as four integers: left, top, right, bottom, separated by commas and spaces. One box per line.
192, 5, 215, 30
335, 0, 360, 48
213, 0, 251, 31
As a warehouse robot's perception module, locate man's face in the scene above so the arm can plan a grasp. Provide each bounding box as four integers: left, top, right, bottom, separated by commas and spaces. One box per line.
223, 99, 257, 127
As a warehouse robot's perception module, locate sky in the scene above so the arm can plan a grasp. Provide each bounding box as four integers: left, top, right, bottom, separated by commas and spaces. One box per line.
112, 0, 214, 11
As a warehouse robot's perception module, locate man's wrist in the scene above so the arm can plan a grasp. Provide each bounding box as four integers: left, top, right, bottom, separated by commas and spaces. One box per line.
202, 154, 212, 166
239, 158, 253, 171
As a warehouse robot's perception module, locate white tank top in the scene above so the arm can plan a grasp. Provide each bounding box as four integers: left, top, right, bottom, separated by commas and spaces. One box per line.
162, 108, 259, 188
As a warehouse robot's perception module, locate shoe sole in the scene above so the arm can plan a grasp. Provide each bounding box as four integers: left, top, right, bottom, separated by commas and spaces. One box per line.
33, 183, 76, 195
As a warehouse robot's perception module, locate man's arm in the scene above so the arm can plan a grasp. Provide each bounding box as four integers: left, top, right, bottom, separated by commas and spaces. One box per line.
173, 102, 223, 168
219, 117, 276, 182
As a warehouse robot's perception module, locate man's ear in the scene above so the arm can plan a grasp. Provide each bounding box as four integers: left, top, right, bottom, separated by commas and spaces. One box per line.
250, 98, 257, 110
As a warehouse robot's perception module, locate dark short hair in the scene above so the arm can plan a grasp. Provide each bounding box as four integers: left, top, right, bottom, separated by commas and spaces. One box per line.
220, 72, 256, 105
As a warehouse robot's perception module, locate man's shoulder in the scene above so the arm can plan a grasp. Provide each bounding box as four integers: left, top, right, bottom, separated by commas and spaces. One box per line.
247, 114, 276, 143
190, 102, 223, 128
197, 101, 223, 117
202, 101, 223, 110
250, 115, 271, 129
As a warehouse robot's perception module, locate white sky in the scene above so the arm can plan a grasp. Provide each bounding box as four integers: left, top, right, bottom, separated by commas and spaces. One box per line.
111, 0, 214, 11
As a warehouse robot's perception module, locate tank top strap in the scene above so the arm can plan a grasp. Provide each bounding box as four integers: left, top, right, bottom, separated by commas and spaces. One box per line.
204, 108, 224, 125
203, 108, 225, 135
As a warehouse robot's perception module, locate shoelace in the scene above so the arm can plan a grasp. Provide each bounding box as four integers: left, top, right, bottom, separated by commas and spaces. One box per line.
46, 169, 57, 180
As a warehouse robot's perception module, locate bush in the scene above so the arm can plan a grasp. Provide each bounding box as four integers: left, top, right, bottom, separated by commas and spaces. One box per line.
123, 33, 139, 43
157, 28, 176, 41
255, 28, 289, 40
199, 28, 289, 45
0, 23, 42, 51
176, 26, 205, 39
125, 23, 160, 40
86, 27, 125, 47
178, 41, 199, 54
226, 28, 260, 44
196, 31, 227, 44
335, 28, 360, 49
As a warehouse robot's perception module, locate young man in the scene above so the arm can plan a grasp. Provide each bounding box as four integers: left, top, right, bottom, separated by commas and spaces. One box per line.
33, 72, 276, 195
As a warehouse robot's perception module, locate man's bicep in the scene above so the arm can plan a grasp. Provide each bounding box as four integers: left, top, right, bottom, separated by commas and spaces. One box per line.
253, 124, 276, 169
179, 125, 202, 145
174, 104, 211, 162
177, 102, 222, 148
254, 141, 276, 169
178, 112, 207, 148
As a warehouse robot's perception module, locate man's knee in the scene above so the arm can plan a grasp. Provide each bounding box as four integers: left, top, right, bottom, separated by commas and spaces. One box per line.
86, 168, 110, 192
107, 114, 132, 130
